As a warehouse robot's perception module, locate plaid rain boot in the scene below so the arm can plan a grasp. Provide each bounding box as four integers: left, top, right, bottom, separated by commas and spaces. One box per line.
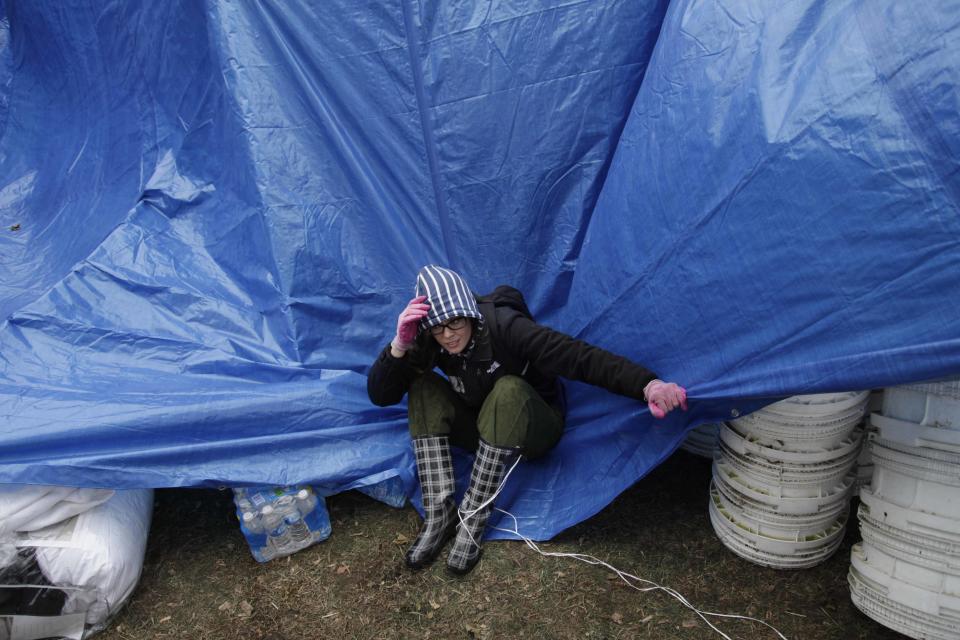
405, 435, 458, 569
447, 439, 517, 575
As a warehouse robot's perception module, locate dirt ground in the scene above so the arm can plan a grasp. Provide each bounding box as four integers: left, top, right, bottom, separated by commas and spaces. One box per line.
97, 451, 903, 640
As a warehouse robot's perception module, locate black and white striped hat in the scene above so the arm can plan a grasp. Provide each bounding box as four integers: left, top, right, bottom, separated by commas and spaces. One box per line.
415, 265, 482, 330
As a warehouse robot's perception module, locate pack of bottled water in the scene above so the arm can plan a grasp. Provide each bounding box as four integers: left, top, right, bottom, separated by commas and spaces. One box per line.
232, 486, 331, 562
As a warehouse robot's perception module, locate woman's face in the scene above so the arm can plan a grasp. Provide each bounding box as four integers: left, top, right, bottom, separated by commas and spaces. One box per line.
430, 317, 472, 354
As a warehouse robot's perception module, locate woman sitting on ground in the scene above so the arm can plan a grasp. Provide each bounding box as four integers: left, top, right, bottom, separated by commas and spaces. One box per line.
368, 265, 687, 575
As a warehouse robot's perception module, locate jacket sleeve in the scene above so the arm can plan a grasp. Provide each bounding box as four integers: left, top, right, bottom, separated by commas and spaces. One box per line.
367, 341, 433, 407
497, 310, 658, 401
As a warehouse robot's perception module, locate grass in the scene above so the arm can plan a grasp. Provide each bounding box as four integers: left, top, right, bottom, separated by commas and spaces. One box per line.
98, 451, 902, 640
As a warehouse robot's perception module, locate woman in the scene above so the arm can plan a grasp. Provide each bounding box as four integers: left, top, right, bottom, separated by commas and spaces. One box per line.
368, 265, 687, 575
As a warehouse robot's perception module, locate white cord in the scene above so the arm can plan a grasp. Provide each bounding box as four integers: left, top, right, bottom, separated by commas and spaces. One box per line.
458, 456, 789, 640
454, 455, 524, 546
493, 509, 788, 640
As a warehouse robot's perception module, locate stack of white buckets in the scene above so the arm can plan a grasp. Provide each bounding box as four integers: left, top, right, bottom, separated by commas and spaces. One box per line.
709, 392, 869, 568
849, 379, 960, 640
681, 422, 720, 458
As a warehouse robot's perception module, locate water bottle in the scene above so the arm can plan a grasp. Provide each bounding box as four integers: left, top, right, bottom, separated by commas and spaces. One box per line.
233, 488, 254, 514
241, 510, 275, 561
295, 488, 320, 542
296, 488, 318, 515
241, 510, 263, 534
260, 505, 291, 553
275, 495, 310, 549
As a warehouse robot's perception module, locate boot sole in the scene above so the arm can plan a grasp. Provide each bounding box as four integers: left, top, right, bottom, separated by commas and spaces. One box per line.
446, 549, 482, 576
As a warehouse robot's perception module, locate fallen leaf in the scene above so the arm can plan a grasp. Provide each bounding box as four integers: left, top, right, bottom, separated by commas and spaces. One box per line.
238, 600, 253, 617
159, 616, 171, 623
336, 564, 350, 575
640, 615, 654, 623
429, 599, 441, 610
218, 601, 233, 612
611, 612, 623, 624
682, 619, 698, 628
394, 533, 411, 545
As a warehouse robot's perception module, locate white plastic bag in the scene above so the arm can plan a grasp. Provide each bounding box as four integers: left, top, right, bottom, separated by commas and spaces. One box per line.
1, 489, 152, 638
0, 487, 115, 568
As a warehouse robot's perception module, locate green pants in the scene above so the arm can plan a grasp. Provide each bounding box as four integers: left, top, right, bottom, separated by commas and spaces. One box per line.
407, 373, 564, 459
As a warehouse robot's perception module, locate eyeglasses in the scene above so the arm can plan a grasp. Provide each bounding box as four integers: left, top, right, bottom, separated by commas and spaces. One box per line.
429, 317, 469, 336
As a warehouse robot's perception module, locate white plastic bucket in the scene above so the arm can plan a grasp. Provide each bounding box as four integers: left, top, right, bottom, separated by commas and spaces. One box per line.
859, 485, 960, 546
711, 481, 844, 541
714, 473, 846, 528
713, 459, 855, 512
870, 438, 960, 483
869, 442, 960, 520
851, 543, 960, 626
871, 412, 960, 455
710, 500, 845, 569
883, 381, 960, 430
721, 421, 864, 465
849, 556, 960, 640
732, 392, 868, 450
859, 511, 960, 579
761, 391, 871, 418
717, 440, 857, 497
710, 489, 848, 555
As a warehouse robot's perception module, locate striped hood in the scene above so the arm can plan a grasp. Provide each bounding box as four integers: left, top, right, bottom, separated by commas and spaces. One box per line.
415, 265, 482, 330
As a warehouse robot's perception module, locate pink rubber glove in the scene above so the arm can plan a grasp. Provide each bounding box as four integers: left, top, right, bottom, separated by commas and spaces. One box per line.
644, 379, 688, 419
391, 295, 430, 353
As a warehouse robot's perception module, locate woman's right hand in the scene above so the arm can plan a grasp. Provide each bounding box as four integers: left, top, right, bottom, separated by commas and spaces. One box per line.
391, 295, 430, 354
644, 379, 688, 419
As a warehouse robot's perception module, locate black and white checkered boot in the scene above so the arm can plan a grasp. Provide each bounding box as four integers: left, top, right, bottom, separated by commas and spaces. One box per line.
447, 439, 517, 575
405, 435, 458, 569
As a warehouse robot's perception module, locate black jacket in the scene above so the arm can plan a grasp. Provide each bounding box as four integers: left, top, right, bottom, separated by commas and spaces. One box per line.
367, 286, 658, 414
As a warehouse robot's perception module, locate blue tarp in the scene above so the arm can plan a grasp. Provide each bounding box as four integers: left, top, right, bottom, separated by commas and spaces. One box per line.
1, 0, 958, 541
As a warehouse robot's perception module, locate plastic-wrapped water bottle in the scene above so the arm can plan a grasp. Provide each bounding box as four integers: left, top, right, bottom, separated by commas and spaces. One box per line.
295, 488, 319, 542
241, 510, 263, 534
260, 505, 291, 554
239, 510, 274, 561
275, 495, 310, 548
296, 488, 318, 514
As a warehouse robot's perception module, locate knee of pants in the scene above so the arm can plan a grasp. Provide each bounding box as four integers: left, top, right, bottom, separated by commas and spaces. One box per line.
477, 376, 535, 447
486, 375, 530, 402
